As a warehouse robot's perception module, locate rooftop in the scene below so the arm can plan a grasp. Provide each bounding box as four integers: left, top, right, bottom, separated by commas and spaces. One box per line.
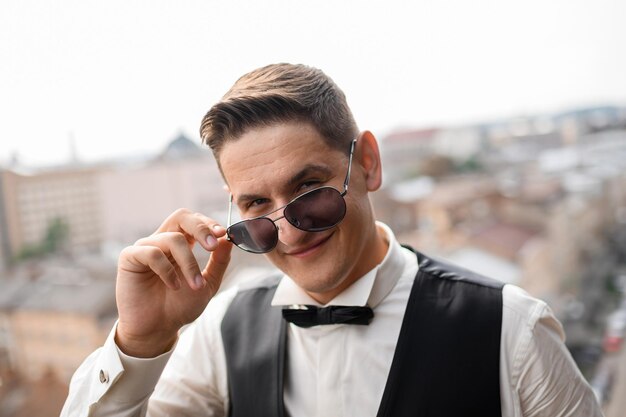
157, 132, 206, 160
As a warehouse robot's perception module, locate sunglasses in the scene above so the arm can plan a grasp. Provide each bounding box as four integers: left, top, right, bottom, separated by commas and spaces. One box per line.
226, 139, 357, 254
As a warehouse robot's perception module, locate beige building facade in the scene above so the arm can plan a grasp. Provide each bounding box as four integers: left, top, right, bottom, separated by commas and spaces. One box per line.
0, 166, 103, 262
98, 152, 224, 248
0, 263, 117, 383
0, 134, 225, 264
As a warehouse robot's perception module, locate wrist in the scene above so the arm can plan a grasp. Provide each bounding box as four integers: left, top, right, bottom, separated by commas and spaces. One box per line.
115, 325, 178, 358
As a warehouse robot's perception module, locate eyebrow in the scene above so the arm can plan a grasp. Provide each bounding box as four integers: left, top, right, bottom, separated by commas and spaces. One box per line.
286, 163, 333, 188
235, 164, 334, 206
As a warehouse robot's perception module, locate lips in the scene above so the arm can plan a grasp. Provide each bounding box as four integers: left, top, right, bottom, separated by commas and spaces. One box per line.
285, 232, 334, 258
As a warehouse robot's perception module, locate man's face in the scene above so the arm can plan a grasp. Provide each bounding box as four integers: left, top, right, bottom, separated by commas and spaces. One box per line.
219, 121, 384, 302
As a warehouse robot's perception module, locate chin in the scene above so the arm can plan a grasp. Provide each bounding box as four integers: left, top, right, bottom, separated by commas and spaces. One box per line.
269, 239, 355, 295
290, 264, 349, 294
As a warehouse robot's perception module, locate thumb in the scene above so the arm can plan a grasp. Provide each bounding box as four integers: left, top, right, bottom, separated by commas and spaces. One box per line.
202, 237, 232, 295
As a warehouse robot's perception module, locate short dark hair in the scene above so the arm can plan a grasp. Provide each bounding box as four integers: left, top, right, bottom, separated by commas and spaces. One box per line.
199, 63, 358, 161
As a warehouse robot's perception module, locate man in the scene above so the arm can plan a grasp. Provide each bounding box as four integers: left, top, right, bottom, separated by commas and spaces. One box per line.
62, 64, 602, 416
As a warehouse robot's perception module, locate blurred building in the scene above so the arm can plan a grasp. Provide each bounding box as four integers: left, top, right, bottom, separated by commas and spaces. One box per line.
0, 260, 116, 382
0, 165, 103, 263
0, 168, 10, 272
383, 175, 541, 288
98, 133, 225, 249
431, 126, 483, 161
380, 128, 439, 182
0, 133, 225, 269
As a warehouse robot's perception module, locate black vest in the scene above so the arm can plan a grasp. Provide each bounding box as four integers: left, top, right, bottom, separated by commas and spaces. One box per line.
221, 250, 504, 417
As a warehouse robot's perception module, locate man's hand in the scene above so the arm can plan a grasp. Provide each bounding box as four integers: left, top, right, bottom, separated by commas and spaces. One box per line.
114, 208, 232, 358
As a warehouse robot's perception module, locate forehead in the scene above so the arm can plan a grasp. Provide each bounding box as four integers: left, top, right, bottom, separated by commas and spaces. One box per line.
219, 122, 344, 194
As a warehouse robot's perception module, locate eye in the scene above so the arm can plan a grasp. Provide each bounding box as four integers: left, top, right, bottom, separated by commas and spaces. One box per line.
249, 198, 270, 208
299, 180, 321, 192
242, 198, 271, 214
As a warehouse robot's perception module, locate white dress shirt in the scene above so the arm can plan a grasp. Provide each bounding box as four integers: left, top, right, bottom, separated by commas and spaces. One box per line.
61, 223, 602, 417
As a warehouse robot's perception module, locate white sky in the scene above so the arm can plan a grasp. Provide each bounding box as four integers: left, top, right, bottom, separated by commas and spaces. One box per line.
1, 0, 625, 166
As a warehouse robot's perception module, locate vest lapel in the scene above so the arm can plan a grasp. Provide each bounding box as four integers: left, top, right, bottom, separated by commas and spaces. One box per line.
221, 280, 287, 417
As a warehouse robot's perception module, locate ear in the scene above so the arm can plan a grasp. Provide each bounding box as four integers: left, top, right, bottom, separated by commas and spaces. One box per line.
356, 130, 383, 192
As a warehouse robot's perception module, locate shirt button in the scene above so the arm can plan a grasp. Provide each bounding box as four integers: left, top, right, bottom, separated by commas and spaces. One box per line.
99, 369, 109, 384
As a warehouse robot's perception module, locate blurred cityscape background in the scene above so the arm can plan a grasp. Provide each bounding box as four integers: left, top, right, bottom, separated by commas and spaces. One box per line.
1, 104, 626, 415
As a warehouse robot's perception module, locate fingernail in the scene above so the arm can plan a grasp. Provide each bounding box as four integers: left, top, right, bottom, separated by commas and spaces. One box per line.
212, 224, 225, 233
194, 274, 205, 289
206, 235, 217, 248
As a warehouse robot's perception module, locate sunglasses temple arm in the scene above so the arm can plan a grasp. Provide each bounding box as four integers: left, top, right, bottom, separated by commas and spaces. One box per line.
342, 139, 357, 194
227, 194, 234, 228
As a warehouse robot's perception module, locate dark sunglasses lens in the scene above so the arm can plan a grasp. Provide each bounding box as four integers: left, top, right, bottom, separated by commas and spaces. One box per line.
284, 187, 346, 231
228, 218, 277, 253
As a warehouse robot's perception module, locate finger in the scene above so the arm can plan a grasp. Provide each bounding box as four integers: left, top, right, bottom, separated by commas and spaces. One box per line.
183, 212, 227, 250
154, 208, 193, 233
155, 209, 226, 252
136, 232, 205, 290
201, 237, 233, 295
120, 245, 181, 290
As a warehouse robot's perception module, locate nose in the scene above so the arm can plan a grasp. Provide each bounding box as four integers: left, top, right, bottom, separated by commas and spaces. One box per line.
275, 216, 309, 247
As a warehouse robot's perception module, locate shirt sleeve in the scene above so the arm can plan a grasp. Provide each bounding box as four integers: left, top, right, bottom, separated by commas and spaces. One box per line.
60, 286, 238, 417
147, 286, 237, 417
503, 285, 604, 417
60, 324, 173, 417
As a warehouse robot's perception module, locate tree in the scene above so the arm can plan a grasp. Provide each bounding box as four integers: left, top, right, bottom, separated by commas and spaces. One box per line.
16, 218, 70, 261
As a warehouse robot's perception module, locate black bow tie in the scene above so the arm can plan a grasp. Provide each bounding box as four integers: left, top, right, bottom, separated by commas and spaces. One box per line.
282, 305, 374, 328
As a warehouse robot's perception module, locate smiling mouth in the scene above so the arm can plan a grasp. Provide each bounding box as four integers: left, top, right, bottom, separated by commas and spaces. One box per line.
285, 232, 334, 258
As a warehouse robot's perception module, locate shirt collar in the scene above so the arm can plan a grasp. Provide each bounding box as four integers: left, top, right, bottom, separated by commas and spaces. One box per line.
271, 222, 407, 309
